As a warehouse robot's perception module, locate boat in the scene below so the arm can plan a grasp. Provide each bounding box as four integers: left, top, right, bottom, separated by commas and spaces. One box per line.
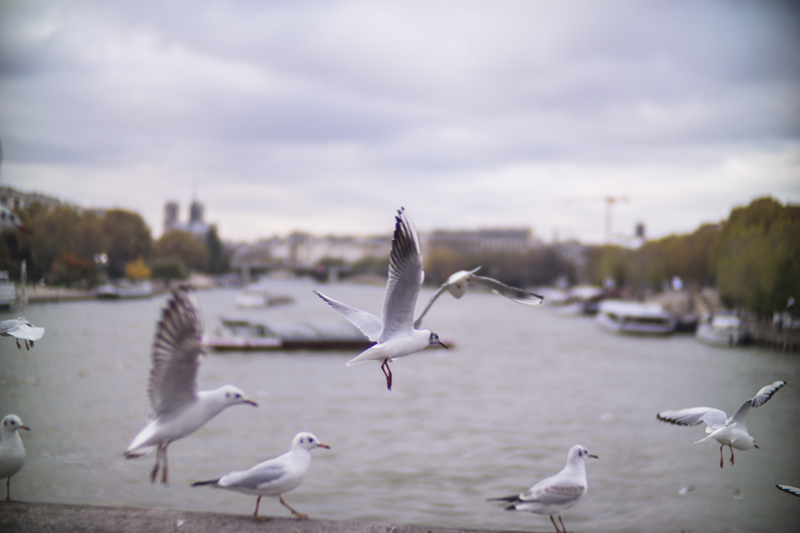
0, 271, 16, 310
596, 300, 677, 335
203, 318, 373, 351
96, 280, 154, 299
542, 285, 606, 316
696, 315, 747, 347
234, 285, 294, 308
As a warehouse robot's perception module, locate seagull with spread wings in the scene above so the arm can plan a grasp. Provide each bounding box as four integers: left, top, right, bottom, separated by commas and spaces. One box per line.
124, 286, 258, 485
0, 318, 44, 350
657, 380, 786, 468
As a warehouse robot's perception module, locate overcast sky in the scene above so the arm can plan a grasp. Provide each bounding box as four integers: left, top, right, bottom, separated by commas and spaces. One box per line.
1, 0, 798, 244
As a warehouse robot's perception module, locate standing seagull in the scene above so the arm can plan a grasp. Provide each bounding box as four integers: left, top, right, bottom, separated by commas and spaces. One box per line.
657, 380, 786, 468
124, 286, 258, 485
193, 432, 330, 520
0, 414, 31, 501
314, 208, 447, 390
0, 206, 32, 234
487, 444, 598, 533
1, 317, 45, 350
414, 267, 544, 328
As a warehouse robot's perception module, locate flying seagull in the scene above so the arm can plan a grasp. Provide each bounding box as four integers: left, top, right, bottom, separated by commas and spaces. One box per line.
0, 414, 31, 501
193, 432, 330, 520
414, 266, 544, 328
124, 286, 258, 485
657, 380, 786, 468
314, 207, 447, 390
488, 444, 598, 533
0, 318, 45, 350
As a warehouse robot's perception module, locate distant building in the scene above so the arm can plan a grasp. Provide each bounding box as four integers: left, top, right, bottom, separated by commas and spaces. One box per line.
163, 198, 215, 238
0, 186, 63, 211
427, 227, 533, 255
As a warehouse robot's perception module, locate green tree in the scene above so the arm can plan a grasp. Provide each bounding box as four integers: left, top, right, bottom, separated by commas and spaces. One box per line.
153, 230, 209, 272
102, 209, 152, 278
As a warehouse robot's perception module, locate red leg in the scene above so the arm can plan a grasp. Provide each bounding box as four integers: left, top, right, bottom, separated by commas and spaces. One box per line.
5, 477, 11, 501
160, 445, 169, 486
729, 443, 734, 465
719, 445, 724, 469
558, 515, 568, 533
253, 495, 265, 521
150, 444, 162, 484
549, 514, 562, 532
280, 495, 308, 519
380, 359, 393, 390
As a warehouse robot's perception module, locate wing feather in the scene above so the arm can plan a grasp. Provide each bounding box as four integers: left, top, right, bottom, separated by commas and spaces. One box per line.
471, 275, 544, 305
657, 407, 728, 433
313, 290, 382, 342
148, 286, 203, 417
380, 207, 423, 341
729, 380, 786, 424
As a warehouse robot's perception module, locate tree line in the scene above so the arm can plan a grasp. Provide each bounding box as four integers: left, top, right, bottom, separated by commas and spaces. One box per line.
0, 203, 230, 285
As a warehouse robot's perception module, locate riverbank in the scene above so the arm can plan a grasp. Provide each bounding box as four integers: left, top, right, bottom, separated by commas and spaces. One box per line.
0, 502, 507, 533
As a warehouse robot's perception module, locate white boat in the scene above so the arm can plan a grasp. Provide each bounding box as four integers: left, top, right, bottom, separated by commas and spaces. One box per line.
203, 318, 372, 351
234, 285, 294, 308
596, 300, 677, 335
696, 315, 747, 347
96, 280, 154, 299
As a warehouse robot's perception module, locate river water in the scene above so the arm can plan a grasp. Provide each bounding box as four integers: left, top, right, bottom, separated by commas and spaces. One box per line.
1, 278, 799, 532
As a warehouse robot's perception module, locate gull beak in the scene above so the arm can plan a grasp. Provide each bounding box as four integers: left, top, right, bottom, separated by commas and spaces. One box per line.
21, 425, 31, 431
754, 444, 759, 449
243, 399, 259, 407
17, 225, 33, 235
317, 443, 331, 450
588, 453, 599, 459
438, 341, 449, 349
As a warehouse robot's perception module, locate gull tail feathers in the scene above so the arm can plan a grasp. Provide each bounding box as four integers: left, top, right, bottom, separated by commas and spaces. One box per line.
123, 446, 154, 459
191, 478, 221, 487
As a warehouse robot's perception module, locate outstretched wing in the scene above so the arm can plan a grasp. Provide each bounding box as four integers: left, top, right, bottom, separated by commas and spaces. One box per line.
657, 407, 728, 433
381, 207, 423, 341
470, 275, 544, 305
0, 318, 45, 342
313, 290, 382, 342
148, 286, 203, 417
729, 380, 786, 424
776, 485, 800, 497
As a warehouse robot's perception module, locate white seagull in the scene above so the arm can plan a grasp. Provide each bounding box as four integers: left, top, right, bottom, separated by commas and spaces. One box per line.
192, 431, 330, 520
776, 484, 800, 497
488, 444, 598, 533
0, 317, 45, 350
414, 266, 544, 328
314, 207, 447, 390
0, 414, 31, 501
657, 380, 786, 468
124, 286, 258, 485
0, 206, 31, 234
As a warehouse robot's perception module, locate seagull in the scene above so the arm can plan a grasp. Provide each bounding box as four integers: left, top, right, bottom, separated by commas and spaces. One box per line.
0, 414, 31, 501
414, 266, 544, 328
776, 485, 800, 497
656, 380, 786, 468
192, 431, 330, 520
487, 444, 598, 533
314, 207, 447, 390
124, 286, 258, 485
0, 317, 45, 350
0, 206, 31, 234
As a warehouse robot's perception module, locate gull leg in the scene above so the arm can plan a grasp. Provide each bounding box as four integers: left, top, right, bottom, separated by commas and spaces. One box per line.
280, 495, 308, 519
25, 340, 30, 350
549, 514, 562, 532
160, 445, 170, 486
15, 338, 20, 350
729, 443, 734, 466
380, 359, 393, 390
253, 495, 265, 521
558, 515, 568, 533
150, 444, 162, 484
719, 445, 724, 469
6, 477, 11, 501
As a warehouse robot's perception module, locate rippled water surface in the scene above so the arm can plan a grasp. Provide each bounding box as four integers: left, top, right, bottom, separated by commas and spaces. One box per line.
2, 278, 799, 532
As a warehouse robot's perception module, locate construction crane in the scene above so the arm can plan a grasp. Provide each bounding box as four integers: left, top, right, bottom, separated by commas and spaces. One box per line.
560, 196, 630, 244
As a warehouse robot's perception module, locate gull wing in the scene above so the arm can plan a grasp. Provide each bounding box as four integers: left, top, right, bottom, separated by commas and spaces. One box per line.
0, 318, 45, 341
380, 207, 423, 341
728, 380, 786, 425
521, 480, 586, 505
219, 461, 288, 490
657, 407, 728, 433
313, 290, 382, 342
470, 275, 544, 305
776, 485, 800, 497
148, 286, 203, 417
413, 284, 448, 329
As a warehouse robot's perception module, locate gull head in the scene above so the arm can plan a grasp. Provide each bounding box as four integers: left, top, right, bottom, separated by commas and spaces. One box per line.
568, 444, 599, 464
1, 414, 31, 435
428, 331, 448, 349
219, 385, 258, 407
292, 432, 331, 451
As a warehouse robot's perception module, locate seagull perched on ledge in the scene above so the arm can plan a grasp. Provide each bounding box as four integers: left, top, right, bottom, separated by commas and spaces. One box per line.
488, 444, 598, 533
193, 432, 330, 520
414, 266, 544, 328
0, 414, 31, 501
314, 207, 447, 390
0, 318, 44, 350
657, 380, 786, 468
124, 286, 257, 485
